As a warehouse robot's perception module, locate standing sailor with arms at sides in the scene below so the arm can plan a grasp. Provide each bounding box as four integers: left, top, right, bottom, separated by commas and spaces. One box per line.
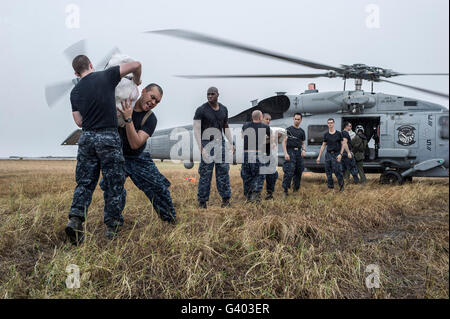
281, 113, 306, 197
241, 110, 271, 202
316, 118, 349, 192
193, 87, 235, 209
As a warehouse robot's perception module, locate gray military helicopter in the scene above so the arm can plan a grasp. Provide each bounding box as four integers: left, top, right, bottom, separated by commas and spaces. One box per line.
62, 30, 449, 185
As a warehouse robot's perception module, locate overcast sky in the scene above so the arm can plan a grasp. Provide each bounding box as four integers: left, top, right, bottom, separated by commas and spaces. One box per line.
0, 0, 448, 157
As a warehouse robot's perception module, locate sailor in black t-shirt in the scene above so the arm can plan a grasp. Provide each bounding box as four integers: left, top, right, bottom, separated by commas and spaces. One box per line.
241, 110, 271, 202
114, 84, 176, 224
193, 87, 234, 209
66, 54, 142, 244
316, 118, 346, 191
341, 121, 360, 184
281, 113, 306, 196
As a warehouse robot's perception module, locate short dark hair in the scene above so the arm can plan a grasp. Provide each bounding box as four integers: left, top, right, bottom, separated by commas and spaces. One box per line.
343, 121, 351, 128
327, 118, 335, 123
72, 55, 91, 75
145, 83, 163, 95
294, 113, 303, 119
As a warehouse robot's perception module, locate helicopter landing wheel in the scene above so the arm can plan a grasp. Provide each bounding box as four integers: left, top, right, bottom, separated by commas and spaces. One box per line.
380, 170, 404, 185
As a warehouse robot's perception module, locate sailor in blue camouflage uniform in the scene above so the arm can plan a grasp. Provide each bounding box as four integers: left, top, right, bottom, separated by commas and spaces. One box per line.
341, 121, 360, 184
281, 113, 306, 196
262, 113, 279, 200
316, 118, 347, 191
241, 111, 271, 202
112, 83, 177, 224
193, 87, 235, 209
66, 55, 142, 244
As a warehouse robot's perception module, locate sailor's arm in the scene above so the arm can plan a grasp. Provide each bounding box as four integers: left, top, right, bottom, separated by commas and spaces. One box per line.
72, 111, 82, 128
120, 61, 142, 86
316, 142, 326, 164
118, 100, 149, 150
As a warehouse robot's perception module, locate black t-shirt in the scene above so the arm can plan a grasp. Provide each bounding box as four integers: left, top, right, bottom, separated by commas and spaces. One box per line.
242, 122, 271, 152
70, 66, 121, 130
342, 130, 352, 152
193, 103, 229, 141
119, 110, 157, 156
286, 126, 305, 149
324, 130, 343, 153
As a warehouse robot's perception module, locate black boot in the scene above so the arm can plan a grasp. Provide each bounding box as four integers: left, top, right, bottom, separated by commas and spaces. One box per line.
65, 217, 84, 245
199, 201, 207, 209
105, 224, 121, 240
221, 197, 231, 208
265, 192, 274, 200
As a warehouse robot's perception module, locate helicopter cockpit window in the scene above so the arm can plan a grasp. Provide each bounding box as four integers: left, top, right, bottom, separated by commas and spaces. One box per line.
308, 125, 329, 145
439, 116, 449, 140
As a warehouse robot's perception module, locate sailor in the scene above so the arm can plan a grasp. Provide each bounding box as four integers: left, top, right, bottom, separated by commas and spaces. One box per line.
241, 110, 271, 202
281, 113, 306, 196
316, 118, 347, 191
262, 113, 279, 200
351, 125, 368, 183
66, 54, 142, 244
111, 83, 177, 230
193, 87, 235, 209
342, 121, 360, 184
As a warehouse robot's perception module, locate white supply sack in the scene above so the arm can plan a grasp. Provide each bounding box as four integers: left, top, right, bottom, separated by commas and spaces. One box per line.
105, 53, 140, 127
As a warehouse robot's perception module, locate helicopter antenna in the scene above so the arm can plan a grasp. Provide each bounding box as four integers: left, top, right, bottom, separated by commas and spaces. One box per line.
355, 79, 362, 91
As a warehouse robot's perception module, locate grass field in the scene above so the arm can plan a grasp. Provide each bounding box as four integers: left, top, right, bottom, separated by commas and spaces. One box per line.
0, 160, 448, 299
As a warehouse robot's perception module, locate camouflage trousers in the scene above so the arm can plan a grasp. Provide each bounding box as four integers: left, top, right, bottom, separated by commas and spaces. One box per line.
325, 152, 344, 188
282, 148, 304, 191
342, 153, 360, 183
198, 140, 232, 203
265, 170, 279, 194
111, 152, 176, 222
241, 153, 265, 197
69, 129, 125, 227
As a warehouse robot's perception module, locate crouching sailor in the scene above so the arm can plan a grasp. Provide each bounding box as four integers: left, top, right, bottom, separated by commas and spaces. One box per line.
102, 83, 177, 232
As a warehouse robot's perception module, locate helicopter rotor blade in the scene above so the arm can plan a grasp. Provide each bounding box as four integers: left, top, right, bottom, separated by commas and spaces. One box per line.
44, 80, 75, 108
95, 46, 121, 70
393, 72, 449, 76
381, 79, 449, 99
148, 29, 344, 73
176, 72, 337, 79
63, 39, 86, 62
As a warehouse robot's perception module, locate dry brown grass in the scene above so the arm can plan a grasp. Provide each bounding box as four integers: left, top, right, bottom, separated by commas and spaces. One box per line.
0, 160, 448, 299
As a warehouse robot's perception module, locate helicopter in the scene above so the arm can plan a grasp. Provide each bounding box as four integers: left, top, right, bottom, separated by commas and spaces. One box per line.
61, 30, 449, 185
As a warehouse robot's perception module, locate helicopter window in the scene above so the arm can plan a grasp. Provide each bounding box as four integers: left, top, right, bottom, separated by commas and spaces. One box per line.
439, 116, 449, 140
404, 101, 417, 107
307, 125, 329, 145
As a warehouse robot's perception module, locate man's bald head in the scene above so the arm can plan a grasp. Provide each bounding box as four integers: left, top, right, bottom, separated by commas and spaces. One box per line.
252, 110, 263, 122
207, 87, 219, 105
207, 87, 218, 94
